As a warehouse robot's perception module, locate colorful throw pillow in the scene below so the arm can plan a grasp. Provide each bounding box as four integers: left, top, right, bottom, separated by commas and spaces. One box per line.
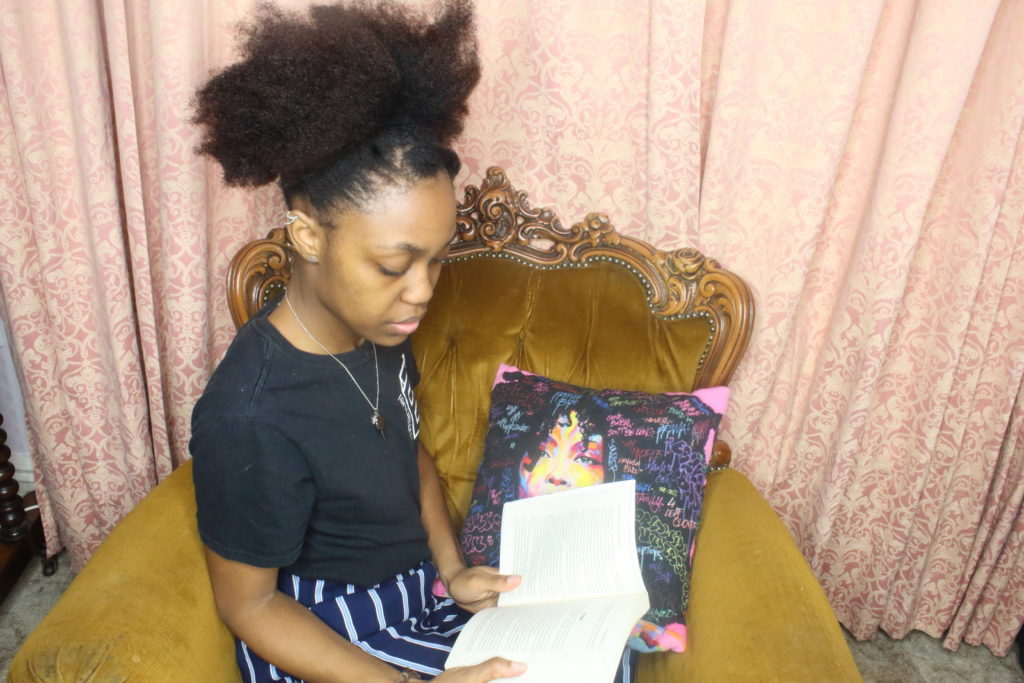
458, 364, 729, 654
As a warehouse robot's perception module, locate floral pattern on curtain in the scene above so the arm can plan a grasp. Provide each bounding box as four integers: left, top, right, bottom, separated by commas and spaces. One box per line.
0, 0, 1021, 656
0, 1, 282, 564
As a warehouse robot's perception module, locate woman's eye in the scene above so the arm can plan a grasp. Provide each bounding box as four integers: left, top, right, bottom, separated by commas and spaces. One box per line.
574, 455, 597, 466
378, 266, 406, 277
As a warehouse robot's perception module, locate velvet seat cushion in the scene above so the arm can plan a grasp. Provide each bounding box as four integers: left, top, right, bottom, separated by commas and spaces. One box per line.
640, 468, 862, 682
8, 462, 240, 682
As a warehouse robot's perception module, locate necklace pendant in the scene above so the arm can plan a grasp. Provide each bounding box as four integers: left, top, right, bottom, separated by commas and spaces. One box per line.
372, 410, 387, 439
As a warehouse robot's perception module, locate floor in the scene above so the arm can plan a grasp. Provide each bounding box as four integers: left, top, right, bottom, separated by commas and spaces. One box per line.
844, 628, 1023, 682
0, 552, 1022, 681
1, 554, 74, 682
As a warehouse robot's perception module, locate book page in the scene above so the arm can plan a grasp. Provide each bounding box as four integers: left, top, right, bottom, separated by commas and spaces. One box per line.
445, 594, 649, 682
498, 479, 647, 606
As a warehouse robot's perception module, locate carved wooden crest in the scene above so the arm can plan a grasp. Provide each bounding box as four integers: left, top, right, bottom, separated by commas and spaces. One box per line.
450, 167, 754, 388
226, 226, 292, 330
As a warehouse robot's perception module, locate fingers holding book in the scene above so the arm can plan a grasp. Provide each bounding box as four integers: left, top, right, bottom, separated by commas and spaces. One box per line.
448, 565, 522, 613
435, 657, 528, 682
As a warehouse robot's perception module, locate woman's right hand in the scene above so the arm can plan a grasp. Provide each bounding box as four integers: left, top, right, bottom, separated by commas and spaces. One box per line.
432, 657, 527, 682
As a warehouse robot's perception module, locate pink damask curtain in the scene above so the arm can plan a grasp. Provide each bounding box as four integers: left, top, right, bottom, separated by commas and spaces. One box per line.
0, 0, 1021, 656
698, 1, 1024, 655
0, 1, 281, 564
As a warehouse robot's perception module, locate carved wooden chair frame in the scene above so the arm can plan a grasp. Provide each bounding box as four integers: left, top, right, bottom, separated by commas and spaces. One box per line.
227, 166, 755, 465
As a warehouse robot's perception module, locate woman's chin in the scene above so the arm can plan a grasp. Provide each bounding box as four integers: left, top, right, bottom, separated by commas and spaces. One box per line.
366, 328, 411, 347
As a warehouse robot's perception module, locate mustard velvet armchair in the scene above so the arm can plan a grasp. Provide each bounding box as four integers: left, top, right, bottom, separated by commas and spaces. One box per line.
10, 167, 861, 682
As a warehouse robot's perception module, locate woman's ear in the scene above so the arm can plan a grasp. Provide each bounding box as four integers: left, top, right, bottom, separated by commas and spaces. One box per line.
287, 210, 325, 264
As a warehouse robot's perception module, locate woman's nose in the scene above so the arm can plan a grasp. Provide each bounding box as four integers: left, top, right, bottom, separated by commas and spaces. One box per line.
402, 267, 435, 306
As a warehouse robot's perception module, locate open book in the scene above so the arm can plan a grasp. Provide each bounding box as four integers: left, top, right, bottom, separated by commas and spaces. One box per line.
446, 480, 650, 682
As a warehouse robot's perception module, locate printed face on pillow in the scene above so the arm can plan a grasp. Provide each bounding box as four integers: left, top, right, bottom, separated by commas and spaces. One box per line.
518, 410, 604, 497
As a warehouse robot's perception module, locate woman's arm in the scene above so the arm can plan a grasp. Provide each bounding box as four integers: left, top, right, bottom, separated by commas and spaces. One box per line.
204, 454, 524, 683
417, 444, 520, 612
204, 548, 400, 683
417, 443, 467, 587
206, 546, 526, 682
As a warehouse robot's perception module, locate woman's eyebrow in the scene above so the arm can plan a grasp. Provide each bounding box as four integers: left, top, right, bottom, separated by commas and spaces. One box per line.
378, 241, 427, 255
379, 235, 456, 255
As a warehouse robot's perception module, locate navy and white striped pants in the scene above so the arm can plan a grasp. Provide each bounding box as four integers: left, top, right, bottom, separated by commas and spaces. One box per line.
236, 560, 637, 682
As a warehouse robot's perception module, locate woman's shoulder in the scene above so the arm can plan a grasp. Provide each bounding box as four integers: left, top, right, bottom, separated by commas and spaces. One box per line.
192, 318, 279, 424
379, 337, 419, 383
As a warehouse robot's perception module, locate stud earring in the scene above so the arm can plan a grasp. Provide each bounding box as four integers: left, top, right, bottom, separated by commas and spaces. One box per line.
285, 211, 299, 225
308, 256, 319, 263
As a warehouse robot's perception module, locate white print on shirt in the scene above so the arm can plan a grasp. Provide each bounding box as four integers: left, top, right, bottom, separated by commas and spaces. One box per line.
398, 353, 420, 439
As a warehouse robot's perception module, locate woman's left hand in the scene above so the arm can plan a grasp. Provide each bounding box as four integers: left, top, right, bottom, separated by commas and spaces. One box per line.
446, 566, 521, 613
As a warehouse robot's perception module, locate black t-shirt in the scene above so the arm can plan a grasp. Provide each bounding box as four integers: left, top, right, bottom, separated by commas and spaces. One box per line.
190, 301, 430, 587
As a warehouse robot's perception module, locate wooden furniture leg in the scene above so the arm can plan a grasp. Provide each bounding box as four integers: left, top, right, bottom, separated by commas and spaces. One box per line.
1, 413, 30, 542
0, 410, 49, 604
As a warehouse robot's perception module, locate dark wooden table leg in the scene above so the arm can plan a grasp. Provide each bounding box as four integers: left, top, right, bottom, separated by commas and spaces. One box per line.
0, 412, 48, 603
1, 417, 30, 542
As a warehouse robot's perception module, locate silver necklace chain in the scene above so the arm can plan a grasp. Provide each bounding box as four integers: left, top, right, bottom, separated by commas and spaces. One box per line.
283, 293, 386, 438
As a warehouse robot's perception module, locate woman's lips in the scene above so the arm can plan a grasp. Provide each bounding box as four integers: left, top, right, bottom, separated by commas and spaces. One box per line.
390, 320, 420, 335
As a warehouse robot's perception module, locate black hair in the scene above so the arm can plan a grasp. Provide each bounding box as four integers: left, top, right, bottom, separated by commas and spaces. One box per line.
519, 397, 610, 474
192, 0, 479, 215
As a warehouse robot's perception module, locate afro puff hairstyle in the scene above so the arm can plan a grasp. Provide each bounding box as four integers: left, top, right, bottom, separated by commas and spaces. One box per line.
192, 0, 480, 214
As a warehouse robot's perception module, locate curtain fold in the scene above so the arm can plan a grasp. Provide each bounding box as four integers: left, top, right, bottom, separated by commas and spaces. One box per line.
0, 0, 1021, 656
0, 0, 282, 568
0, 0, 163, 559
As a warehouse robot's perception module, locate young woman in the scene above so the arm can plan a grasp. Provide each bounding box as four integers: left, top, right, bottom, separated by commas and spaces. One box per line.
189, 2, 525, 681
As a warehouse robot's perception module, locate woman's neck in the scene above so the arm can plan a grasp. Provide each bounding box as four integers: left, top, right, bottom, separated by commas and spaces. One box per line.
268, 278, 361, 355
